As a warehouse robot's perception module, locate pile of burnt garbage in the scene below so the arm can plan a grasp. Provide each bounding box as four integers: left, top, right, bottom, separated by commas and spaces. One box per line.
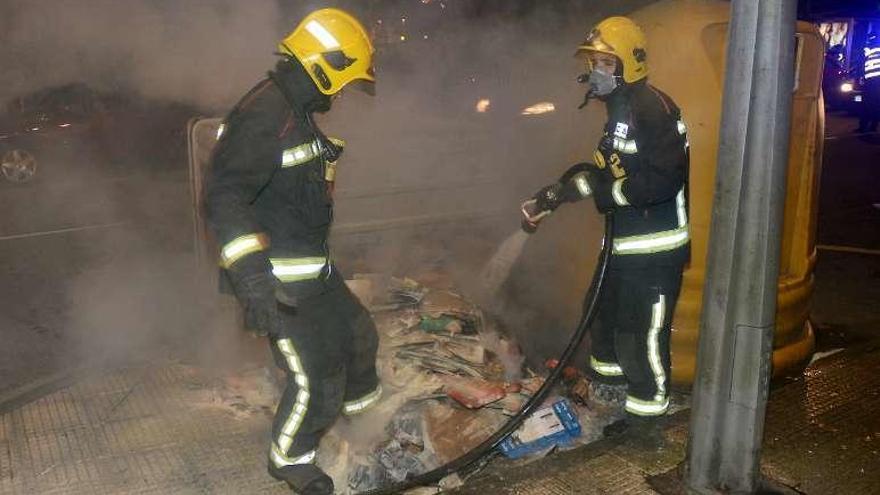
304, 273, 628, 494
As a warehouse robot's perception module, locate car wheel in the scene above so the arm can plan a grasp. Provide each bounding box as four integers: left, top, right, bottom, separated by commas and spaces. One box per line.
1, 149, 38, 183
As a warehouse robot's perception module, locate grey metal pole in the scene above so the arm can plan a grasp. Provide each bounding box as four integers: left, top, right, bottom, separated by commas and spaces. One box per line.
685, 0, 797, 493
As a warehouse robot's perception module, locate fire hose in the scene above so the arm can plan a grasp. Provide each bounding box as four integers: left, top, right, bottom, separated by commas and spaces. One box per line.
361, 213, 614, 494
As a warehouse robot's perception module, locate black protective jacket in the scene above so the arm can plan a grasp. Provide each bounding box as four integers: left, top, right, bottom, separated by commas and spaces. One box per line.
562, 80, 690, 269
205, 60, 343, 301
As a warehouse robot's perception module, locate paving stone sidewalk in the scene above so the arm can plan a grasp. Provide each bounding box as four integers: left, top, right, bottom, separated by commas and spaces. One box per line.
453, 344, 880, 495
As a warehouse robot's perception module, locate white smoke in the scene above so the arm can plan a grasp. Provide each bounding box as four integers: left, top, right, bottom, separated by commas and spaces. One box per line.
0, 0, 284, 109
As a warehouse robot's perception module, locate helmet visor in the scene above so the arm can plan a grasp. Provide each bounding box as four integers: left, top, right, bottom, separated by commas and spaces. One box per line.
322, 50, 357, 71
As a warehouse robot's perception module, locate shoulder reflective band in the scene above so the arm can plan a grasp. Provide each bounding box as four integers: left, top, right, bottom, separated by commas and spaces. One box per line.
343, 385, 383, 415
613, 188, 688, 255
281, 137, 346, 169
590, 356, 624, 376
270, 257, 328, 282
282, 141, 321, 168
216, 123, 226, 140
612, 177, 630, 206
270, 338, 312, 468
220, 233, 269, 268
625, 395, 669, 416
613, 137, 638, 154
573, 173, 592, 198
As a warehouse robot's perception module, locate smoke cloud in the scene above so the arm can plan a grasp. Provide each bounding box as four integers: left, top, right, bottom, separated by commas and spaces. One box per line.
0, 0, 284, 110
0, 0, 655, 379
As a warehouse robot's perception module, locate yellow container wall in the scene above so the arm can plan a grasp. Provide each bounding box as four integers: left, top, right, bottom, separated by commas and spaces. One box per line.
630, 0, 820, 384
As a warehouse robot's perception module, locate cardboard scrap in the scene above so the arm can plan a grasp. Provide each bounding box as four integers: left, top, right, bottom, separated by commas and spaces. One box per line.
519, 376, 545, 396
443, 376, 506, 409
443, 340, 485, 365
420, 290, 478, 319
424, 403, 506, 464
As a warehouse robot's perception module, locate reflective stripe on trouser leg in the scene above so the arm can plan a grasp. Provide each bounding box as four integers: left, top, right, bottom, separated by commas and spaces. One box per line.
625, 294, 669, 417
270, 257, 328, 283
625, 395, 670, 416
270, 338, 313, 468
588, 270, 624, 384
341, 288, 382, 415
343, 385, 382, 415
590, 356, 624, 377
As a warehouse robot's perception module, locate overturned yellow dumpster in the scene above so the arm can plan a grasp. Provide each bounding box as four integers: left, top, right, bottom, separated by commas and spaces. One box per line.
632, 1, 821, 383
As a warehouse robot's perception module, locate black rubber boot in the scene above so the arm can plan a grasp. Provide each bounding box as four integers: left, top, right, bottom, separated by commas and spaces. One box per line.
268, 464, 334, 495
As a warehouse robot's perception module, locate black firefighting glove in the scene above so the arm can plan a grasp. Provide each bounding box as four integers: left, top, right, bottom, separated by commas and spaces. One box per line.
520, 183, 565, 233
534, 183, 565, 214
227, 254, 284, 338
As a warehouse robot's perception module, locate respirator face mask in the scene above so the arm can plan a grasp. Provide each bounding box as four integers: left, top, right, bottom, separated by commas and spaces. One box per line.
586, 67, 619, 97
576, 60, 621, 108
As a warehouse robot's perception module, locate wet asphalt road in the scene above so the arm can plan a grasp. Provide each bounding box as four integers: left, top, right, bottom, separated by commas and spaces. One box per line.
811, 112, 880, 349
0, 112, 878, 399
0, 171, 194, 397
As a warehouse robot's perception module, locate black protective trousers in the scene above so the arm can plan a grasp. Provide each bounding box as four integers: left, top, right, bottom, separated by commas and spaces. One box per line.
587, 263, 684, 417
267, 283, 380, 469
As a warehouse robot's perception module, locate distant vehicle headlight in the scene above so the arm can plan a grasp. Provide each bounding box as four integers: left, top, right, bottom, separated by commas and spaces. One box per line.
840, 82, 854, 93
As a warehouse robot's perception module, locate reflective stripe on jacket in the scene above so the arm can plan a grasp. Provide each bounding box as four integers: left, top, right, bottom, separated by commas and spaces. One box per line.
595, 81, 691, 267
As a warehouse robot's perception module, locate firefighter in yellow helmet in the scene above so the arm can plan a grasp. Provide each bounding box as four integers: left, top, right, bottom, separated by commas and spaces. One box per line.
205, 9, 378, 494
523, 17, 690, 427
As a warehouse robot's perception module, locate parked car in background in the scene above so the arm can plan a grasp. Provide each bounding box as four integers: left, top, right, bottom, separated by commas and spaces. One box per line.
822, 47, 864, 112
0, 83, 197, 184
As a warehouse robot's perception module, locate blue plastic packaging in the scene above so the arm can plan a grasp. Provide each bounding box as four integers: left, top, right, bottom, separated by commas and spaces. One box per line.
498, 399, 582, 459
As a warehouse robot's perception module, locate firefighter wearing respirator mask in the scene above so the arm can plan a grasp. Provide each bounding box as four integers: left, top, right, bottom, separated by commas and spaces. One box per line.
522, 16, 691, 426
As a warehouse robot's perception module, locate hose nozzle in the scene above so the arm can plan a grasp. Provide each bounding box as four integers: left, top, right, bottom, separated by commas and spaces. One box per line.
520, 199, 551, 233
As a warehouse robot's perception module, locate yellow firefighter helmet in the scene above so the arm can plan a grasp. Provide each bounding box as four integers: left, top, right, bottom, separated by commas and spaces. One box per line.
278, 8, 375, 95
576, 16, 648, 83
